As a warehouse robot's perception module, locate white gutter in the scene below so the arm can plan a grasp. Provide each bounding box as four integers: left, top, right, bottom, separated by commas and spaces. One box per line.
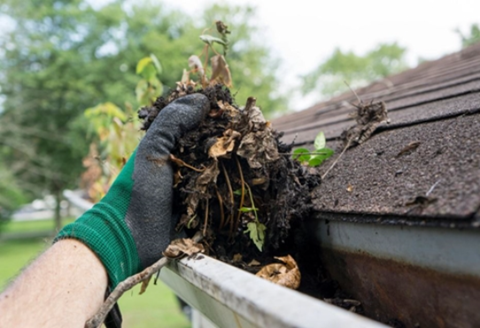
160, 255, 387, 328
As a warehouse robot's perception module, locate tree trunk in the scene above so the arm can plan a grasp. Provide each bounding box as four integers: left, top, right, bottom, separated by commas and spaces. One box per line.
54, 189, 62, 232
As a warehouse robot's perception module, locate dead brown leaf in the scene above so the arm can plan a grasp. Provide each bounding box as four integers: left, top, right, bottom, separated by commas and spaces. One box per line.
232, 253, 243, 263
183, 161, 219, 219
255, 255, 301, 289
163, 238, 205, 259
208, 129, 241, 159
210, 55, 232, 87
237, 106, 279, 169
217, 100, 238, 116
139, 276, 152, 295
248, 259, 261, 267
396, 141, 421, 158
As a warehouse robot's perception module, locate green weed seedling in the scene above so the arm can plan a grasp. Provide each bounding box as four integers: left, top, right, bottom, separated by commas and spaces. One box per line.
292, 132, 334, 167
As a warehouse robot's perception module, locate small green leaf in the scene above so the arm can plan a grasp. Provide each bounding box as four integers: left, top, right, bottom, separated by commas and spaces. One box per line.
307, 148, 334, 167
308, 156, 324, 167
239, 207, 259, 213
292, 148, 311, 162
199, 34, 227, 46
140, 64, 156, 80
135, 80, 148, 104
319, 147, 334, 158
136, 57, 152, 74
149, 77, 163, 96
314, 132, 326, 150
244, 222, 266, 251
149, 54, 162, 75
233, 189, 242, 196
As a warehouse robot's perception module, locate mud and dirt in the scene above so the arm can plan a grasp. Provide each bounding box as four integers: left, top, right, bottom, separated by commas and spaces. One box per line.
140, 85, 319, 260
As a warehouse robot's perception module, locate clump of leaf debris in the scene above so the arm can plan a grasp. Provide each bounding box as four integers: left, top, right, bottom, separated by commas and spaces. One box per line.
139, 84, 321, 270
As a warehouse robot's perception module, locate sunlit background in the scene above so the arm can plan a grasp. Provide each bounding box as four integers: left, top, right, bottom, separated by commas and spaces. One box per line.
1, 0, 479, 327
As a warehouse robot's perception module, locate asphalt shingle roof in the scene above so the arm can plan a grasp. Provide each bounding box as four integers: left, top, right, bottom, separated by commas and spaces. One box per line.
273, 43, 480, 225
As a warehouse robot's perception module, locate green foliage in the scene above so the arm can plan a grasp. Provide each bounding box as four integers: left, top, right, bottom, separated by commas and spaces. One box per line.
0, 0, 284, 211
244, 221, 266, 252
239, 207, 259, 213
135, 54, 163, 106
241, 182, 266, 251
199, 35, 227, 47
302, 42, 408, 98
292, 132, 334, 167
456, 24, 480, 48
0, 164, 28, 222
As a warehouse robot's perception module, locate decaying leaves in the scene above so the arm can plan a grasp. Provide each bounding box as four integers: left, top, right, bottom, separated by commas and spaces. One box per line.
208, 129, 241, 159
237, 106, 279, 169
188, 55, 205, 80
163, 238, 205, 259
248, 259, 261, 267
255, 255, 301, 289
232, 253, 243, 263
179, 161, 220, 228
140, 84, 319, 279
210, 55, 232, 87
342, 101, 389, 148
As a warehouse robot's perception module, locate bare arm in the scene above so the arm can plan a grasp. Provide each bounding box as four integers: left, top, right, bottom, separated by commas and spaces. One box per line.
0, 239, 107, 328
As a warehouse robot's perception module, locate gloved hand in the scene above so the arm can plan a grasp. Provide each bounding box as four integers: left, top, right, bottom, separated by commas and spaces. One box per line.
55, 94, 209, 290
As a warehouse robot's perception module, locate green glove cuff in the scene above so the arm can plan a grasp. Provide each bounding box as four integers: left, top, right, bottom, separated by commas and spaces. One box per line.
54, 152, 141, 289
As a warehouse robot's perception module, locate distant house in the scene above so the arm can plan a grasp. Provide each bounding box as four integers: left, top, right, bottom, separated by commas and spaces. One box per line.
273, 42, 480, 327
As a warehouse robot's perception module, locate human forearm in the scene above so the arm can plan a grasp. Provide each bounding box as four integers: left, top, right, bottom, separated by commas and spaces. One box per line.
0, 239, 107, 328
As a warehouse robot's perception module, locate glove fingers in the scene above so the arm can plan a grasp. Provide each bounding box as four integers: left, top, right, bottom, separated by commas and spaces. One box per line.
148, 93, 210, 142
128, 93, 210, 269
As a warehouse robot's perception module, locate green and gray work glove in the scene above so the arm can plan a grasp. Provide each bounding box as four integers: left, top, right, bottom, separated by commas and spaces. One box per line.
56, 94, 209, 289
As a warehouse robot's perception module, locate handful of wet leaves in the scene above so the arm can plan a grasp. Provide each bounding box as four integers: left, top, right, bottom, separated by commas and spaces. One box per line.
139, 84, 319, 289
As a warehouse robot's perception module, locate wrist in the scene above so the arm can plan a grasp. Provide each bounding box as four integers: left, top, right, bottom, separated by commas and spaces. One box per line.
55, 153, 141, 289
55, 201, 141, 288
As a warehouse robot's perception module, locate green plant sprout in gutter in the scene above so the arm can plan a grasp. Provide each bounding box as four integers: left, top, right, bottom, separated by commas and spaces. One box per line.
234, 183, 266, 252
292, 132, 334, 167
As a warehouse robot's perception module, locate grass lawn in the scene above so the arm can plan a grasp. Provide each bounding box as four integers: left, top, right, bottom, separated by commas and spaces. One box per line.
1, 217, 75, 234
0, 220, 190, 328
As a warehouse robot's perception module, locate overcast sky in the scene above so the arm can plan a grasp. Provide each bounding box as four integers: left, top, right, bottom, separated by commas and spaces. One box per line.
168, 0, 480, 110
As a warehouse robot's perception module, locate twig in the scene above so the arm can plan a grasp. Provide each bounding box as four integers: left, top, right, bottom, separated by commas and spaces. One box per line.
216, 187, 226, 230
85, 233, 204, 328
321, 139, 352, 180
245, 97, 257, 112
345, 81, 363, 105
220, 161, 234, 233
234, 155, 246, 238
426, 179, 441, 197
169, 154, 206, 173
85, 257, 169, 328
203, 198, 209, 236
244, 182, 259, 223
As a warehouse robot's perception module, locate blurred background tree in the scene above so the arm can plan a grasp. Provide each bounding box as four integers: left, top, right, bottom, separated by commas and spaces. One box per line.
457, 23, 480, 48
0, 0, 285, 229
301, 42, 409, 99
